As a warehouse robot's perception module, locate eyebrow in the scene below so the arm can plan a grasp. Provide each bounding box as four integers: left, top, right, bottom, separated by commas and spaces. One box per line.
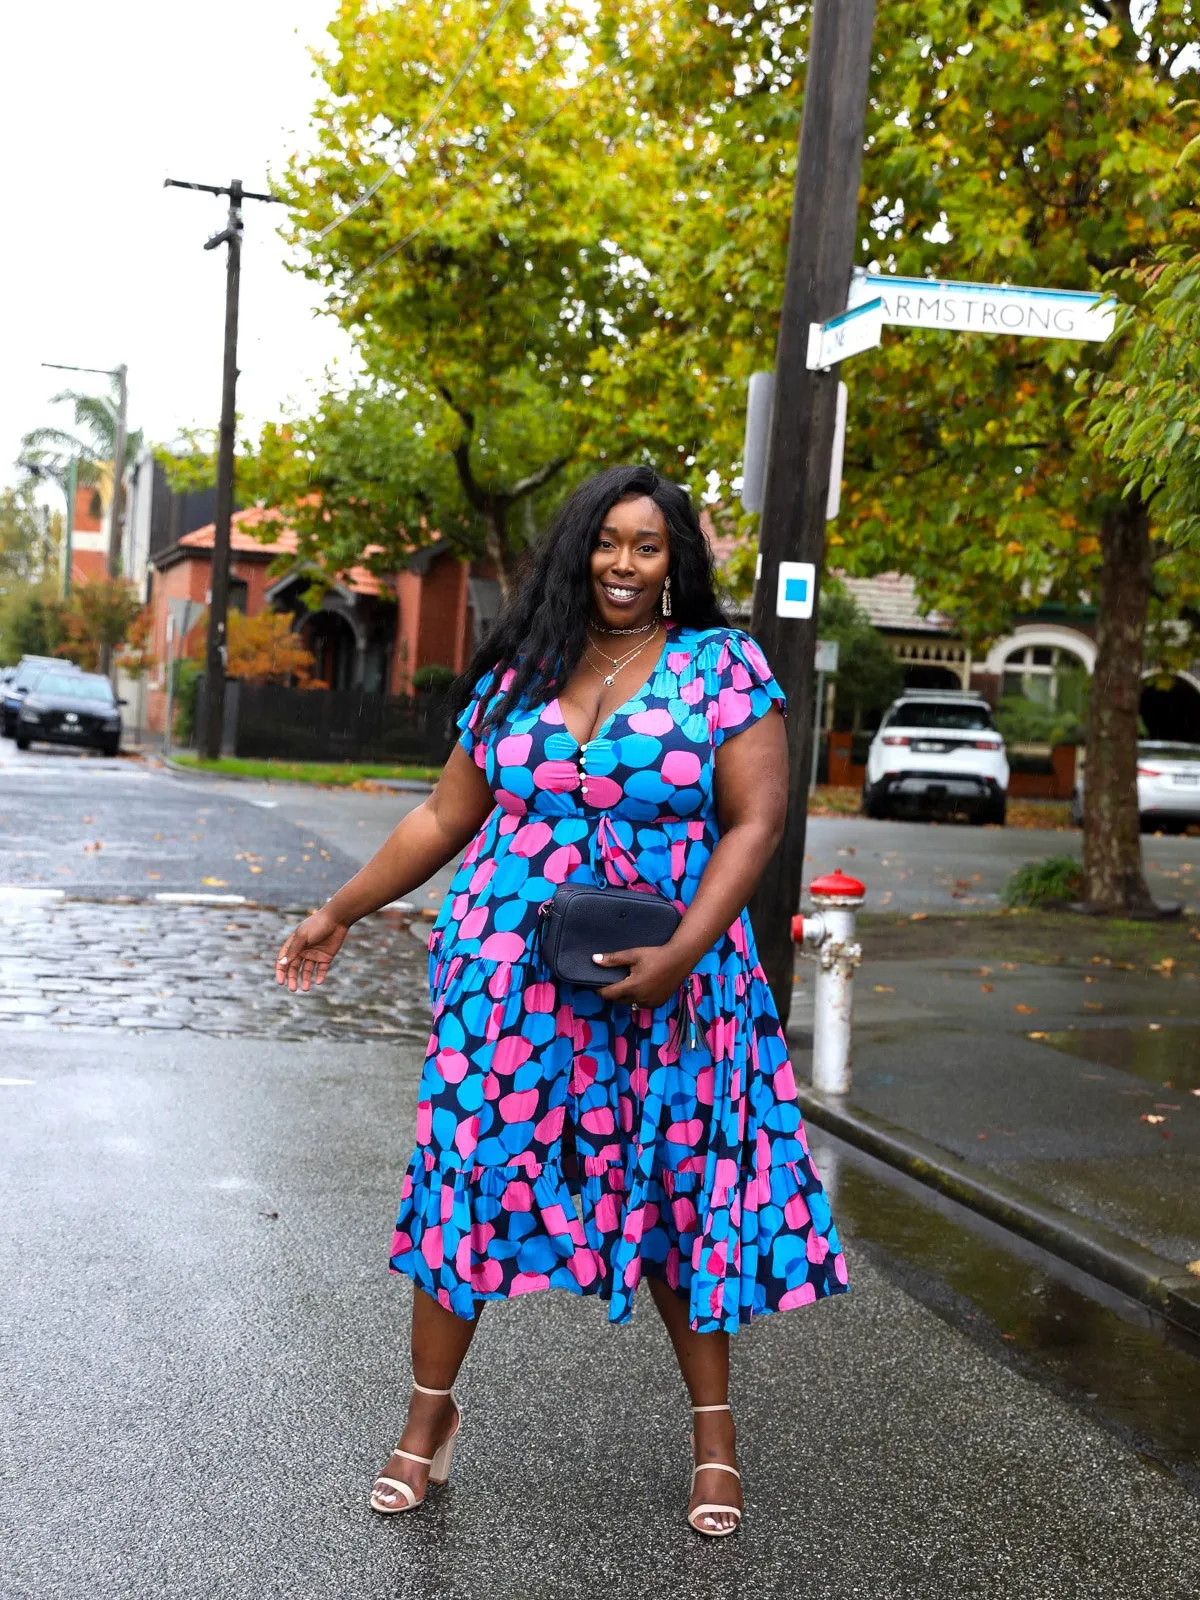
599, 522, 665, 538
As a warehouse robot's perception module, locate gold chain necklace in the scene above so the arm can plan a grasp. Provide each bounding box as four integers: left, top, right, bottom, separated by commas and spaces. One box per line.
584, 626, 660, 688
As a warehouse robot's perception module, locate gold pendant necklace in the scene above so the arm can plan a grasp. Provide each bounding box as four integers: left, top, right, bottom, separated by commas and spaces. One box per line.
584, 626, 660, 688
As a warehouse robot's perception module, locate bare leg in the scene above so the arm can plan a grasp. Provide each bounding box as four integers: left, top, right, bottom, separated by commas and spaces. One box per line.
371, 1287, 482, 1508
647, 1277, 742, 1533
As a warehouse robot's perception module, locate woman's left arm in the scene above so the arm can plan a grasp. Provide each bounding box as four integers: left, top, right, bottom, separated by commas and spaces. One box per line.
596, 709, 788, 1006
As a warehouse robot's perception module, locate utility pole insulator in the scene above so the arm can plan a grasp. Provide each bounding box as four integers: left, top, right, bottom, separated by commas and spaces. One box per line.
747, 0, 876, 1025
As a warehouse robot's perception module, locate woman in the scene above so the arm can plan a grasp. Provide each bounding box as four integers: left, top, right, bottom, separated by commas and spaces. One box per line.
275, 465, 848, 1537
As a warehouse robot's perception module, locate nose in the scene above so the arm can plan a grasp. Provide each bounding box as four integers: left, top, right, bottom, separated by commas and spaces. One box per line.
609, 545, 636, 575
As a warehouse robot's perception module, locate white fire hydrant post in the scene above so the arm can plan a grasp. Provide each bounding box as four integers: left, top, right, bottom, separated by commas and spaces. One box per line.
791, 869, 865, 1095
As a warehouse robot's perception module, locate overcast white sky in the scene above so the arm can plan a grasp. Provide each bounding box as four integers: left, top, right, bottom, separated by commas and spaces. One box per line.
1, 0, 355, 494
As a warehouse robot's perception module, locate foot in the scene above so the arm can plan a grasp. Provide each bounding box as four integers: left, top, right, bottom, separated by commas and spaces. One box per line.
372, 1387, 459, 1510
690, 1407, 742, 1535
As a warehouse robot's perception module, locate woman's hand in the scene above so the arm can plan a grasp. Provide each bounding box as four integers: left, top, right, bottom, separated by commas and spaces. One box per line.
275, 908, 349, 993
594, 944, 693, 1009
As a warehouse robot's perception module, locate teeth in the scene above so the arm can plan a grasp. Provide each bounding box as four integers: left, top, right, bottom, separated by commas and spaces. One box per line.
605, 586, 638, 599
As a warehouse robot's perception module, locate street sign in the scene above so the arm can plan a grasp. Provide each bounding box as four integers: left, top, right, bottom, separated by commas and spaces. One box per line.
806, 296, 883, 371
847, 272, 1114, 343
167, 598, 202, 640
742, 376, 848, 521
814, 638, 840, 674
776, 561, 816, 619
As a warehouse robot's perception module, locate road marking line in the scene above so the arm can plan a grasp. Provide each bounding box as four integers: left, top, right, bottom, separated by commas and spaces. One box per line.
0, 1078, 35, 1086
0, 887, 66, 902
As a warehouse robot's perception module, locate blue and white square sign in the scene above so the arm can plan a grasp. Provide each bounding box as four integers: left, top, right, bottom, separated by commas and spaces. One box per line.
775, 560, 816, 619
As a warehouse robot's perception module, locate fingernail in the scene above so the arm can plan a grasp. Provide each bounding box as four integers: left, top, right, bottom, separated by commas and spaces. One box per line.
592, 954, 603, 962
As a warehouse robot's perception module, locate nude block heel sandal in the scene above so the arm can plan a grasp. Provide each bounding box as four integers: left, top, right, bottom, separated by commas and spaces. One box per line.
687, 1403, 743, 1538
370, 1382, 462, 1515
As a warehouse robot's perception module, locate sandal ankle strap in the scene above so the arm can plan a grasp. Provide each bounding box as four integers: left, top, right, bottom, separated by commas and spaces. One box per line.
412, 1381, 455, 1397
692, 1403, 731, 1414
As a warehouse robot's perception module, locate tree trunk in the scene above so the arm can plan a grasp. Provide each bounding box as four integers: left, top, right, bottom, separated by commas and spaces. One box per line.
483, 505, 516, 600
1081, 496, 1157, 915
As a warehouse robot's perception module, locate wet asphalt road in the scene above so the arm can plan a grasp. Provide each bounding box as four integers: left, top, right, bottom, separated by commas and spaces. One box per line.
5, 1027, 1200, 1600
4, 745, 1200, 1597
1, 742, 1196, 913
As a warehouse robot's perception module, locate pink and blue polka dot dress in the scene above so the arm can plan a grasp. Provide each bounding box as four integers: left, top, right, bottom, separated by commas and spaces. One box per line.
389, 625, 848, 1333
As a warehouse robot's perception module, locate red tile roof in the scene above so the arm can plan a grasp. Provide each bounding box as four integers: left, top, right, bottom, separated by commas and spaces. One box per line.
177, 508, 391, 598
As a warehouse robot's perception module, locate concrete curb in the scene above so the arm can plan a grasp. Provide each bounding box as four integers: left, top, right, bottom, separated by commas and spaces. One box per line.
797, 1086, 1200, 1340
160, 758, 433, 793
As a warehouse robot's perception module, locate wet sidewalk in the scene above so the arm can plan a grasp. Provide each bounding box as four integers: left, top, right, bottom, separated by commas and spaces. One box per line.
789, 912, 1200, 1316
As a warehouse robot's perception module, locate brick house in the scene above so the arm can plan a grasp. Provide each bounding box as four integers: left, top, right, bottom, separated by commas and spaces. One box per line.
144, 507, 497, 735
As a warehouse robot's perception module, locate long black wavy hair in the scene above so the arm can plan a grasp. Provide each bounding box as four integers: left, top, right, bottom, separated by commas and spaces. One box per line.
450, 464, 728, 736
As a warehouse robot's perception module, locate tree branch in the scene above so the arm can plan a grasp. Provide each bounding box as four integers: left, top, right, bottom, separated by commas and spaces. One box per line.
509, 454, 573, 500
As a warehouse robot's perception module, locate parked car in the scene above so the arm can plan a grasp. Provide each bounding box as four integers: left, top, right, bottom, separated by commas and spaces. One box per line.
1, 655, 79, 737
1069, 741, 1200, 832
13, 668, 123, 755
863, 691, 1009, 825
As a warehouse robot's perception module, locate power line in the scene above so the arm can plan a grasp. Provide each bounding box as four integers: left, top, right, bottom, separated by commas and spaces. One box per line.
345, 1, 679, 289
314, 0, 518, 245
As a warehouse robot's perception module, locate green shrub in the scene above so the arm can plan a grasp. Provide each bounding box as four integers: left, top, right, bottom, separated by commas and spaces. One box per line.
173, 661, 203, 745
1003, 855, 1084, 908
411, 663, 457, 695
994, 694, 1085, 747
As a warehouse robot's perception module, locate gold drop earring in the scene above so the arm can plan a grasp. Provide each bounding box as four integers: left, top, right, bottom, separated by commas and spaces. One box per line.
661, 576, 672, 618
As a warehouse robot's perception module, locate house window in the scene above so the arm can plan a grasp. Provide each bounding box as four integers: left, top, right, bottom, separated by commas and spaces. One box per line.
1001, 645, 1088, 712
228, 577, 249, 614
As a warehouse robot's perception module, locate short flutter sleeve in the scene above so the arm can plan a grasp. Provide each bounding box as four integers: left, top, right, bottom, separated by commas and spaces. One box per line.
456, 667, 504, 763
705, 630, 787, 747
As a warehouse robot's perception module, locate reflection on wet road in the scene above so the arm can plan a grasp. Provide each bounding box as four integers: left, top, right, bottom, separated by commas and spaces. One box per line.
812, 1129, 1200, 1488
1034, 1025, 1200, 1093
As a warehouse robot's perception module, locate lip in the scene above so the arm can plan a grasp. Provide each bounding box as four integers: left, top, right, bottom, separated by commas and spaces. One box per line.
599, 581, 643, 606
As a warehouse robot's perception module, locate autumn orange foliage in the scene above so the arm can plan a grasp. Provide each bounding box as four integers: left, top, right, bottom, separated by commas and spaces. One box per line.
224, 610, 318, 686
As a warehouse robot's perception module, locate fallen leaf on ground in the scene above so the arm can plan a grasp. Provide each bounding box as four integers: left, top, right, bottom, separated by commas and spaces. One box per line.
1191, 1089, 1200, 1098
1083, 1001, 1104, 1012
201, 877, 228, 887
81, 815, 92, 823
1187, 1260, 1200, 1279
146, 872, 161, 881
1027, 1031, 1048, 1039
249, 866, 263, 875
981, 983, 994, 992
873, 985, 894, 993
910, 911, 928, 921
1001, 962, 1020, 971
1141, 1114, 1166, 1125
1014, 1003, 1036, 1014
975, 966, 992, 976
1148, 1023, 1163, 1032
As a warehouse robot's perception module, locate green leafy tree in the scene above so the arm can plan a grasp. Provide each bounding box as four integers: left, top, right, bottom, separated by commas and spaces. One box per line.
268, 0, 678, 591
19, 373, 143, 529
818, 590, 903, 732
615, 0, 1199, 914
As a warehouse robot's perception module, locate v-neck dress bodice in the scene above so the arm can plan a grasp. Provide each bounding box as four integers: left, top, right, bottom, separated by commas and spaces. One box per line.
388, 624, 848, 1333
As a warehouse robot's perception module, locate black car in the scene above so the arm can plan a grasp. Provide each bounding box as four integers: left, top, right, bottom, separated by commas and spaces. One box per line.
1, 654, 79, 737
14, 669, 124, 755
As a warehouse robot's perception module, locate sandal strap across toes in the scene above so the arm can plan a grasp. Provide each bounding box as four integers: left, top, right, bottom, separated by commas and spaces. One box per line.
688, 1403, 743, 1537
370, 1382, 461, 1516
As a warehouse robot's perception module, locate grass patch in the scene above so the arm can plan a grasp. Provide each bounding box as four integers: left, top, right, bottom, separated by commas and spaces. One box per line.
170, 754, 440, 787
1003, 855, 1084, 908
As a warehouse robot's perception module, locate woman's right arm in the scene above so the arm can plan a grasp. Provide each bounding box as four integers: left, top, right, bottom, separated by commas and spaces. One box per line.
275, 744, 495, 991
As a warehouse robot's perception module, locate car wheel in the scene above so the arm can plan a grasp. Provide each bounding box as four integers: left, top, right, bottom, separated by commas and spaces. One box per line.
976, 799, 1006, 826
99, 739, 119, 757
864, 783, 889, 820
15, 733, 30, 751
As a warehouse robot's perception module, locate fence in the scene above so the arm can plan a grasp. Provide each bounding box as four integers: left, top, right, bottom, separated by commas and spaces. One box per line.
230, 683, 455, 766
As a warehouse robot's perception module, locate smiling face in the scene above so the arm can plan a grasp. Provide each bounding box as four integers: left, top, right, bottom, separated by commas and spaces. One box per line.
589, 495, 670, 630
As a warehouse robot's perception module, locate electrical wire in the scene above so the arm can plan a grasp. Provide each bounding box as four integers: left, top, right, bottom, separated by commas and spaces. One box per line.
344, 0, 679, 289
314, 0, 518, 245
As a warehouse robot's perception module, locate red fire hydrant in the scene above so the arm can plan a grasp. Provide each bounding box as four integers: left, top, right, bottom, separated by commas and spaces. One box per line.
792, 868, 866, 1095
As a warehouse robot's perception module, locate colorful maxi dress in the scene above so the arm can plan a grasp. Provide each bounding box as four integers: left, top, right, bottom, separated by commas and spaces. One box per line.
389, 624, 849, 1334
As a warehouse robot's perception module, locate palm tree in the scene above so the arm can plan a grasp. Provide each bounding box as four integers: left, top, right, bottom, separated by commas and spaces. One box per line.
18, 373, 143, 518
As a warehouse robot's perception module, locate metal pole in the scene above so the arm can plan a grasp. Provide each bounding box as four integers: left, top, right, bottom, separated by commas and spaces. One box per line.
62, 457, 77, 598
747, 0, 876, 1025
106, 363, 128, 577
810, 668, 825, 793
201, 179, 243, 761
164, 617, 176, 757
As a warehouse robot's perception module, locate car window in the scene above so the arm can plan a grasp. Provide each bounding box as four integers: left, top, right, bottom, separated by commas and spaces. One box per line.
31, 672, 115, 702
1140, 744, 1200, 764
886, 702, 996, 731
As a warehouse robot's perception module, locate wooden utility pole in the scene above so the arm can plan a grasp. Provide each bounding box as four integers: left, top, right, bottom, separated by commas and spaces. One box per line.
106, 363, 128, 577
164, 177, 283, 759
748, 0, 876, 1026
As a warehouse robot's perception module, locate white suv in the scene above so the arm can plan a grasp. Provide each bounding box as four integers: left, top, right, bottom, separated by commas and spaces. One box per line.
863, 692, 1009, 825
